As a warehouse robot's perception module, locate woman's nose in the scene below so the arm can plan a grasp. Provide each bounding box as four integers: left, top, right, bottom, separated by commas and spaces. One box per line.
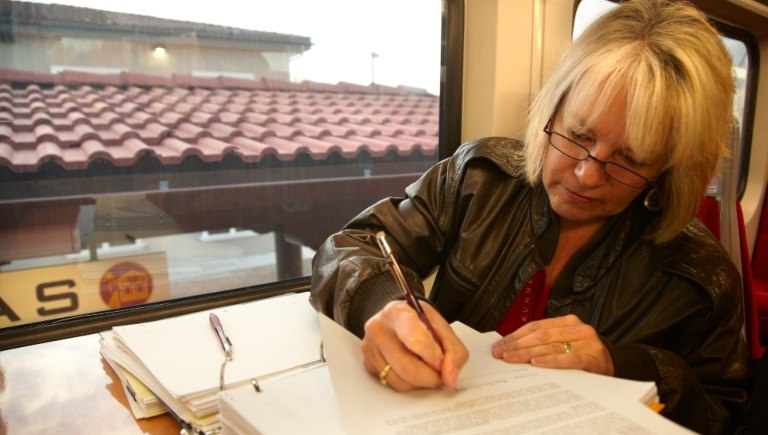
574, 156, 608, 186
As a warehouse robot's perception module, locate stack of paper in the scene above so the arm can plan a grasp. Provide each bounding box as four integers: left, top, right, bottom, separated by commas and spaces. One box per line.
218, 365, 346, 435
105, 360, 167, 418
218, 314, 694, 434
321, 316, 693, 435
99, 292, 323, 434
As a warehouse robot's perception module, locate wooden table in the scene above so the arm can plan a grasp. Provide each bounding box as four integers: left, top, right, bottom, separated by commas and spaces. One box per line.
0, 334, 180, 434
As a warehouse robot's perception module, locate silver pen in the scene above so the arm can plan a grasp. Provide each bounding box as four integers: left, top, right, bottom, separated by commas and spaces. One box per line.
375, 231, 443, 349
209, 312, 233, 360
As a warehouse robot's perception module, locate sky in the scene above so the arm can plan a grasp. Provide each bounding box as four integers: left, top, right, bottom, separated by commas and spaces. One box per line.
25, 0, 443, 94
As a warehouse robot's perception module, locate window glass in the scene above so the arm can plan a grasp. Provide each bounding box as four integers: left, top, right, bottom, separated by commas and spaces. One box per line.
0, 0, 442, 328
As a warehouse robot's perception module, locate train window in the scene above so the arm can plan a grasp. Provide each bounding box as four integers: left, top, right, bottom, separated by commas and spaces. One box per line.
575, 0, 754, 197
0, 0, 444, 333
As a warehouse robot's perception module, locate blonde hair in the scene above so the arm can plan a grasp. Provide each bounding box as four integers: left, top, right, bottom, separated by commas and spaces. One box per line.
524, 0, 734, 243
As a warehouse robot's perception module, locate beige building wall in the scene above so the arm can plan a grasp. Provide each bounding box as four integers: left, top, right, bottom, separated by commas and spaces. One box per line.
0, 33, 295, 80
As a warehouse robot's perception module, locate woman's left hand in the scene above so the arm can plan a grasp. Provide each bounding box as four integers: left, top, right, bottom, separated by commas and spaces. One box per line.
490, 314, 614, 376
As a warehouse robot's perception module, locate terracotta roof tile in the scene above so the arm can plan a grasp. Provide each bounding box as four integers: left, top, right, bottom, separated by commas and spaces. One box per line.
0, 68, 439, 174
229, 136, 279, 162
236, 122, 274, 140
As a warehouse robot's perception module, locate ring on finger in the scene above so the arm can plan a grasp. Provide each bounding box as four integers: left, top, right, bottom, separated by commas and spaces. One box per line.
379, 364, 393, 385
562, 342, 574, 353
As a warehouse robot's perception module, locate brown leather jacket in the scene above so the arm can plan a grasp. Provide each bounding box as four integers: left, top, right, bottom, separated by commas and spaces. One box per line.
310, 137, 751, 434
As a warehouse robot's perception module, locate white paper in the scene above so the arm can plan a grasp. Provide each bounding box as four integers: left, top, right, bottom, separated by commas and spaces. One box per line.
111, 292, 322, 399
219, 365, 346, 435
319, 315, 695, 435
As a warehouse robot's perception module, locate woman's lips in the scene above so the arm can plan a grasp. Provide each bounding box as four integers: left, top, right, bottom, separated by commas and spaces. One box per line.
563, 185, 594, 203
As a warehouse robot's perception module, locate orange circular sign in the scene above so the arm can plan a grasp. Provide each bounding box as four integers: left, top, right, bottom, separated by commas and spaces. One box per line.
100, 262, 154, 308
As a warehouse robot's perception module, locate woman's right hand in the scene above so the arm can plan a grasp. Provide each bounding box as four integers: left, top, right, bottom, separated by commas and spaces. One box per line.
360, 300, 469, 392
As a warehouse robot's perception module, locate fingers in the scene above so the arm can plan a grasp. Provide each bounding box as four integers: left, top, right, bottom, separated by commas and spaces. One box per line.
495, 314, 583, 345
491, 315, 614, 376
361, 301, 468, 391
423, 304, 468, 388
363, 353, 416, 392
492, 316, 586, 356
362, 324, 441, 391
391, 302, 445, 371
362, 341, 443, 391
528, 339, 614, 376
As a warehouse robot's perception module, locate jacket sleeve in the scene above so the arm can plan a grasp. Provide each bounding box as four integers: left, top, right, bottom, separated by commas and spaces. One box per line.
309, 155, 458, 337
605, 269, 751, 434
309, 137, 524, 335
608, 342, 749, 434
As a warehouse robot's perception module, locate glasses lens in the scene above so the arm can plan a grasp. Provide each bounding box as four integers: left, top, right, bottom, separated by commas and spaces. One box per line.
604, 164, 647, 188
549, 133, 588, 160
549, 131, 648, 188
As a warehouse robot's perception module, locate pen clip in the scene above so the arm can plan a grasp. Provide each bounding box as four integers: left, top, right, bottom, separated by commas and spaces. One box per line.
375, 232, 422, 312
375, 231, 393, 257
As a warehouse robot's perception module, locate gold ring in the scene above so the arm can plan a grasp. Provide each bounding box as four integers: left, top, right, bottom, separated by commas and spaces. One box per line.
379, 364, 393, 385
563, 342, 574, 353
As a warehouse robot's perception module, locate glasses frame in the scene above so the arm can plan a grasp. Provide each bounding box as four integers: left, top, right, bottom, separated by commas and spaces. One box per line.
542, 123, 652, 189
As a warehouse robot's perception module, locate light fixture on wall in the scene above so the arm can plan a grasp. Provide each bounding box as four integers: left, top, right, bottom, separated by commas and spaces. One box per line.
153, 45, 167, 55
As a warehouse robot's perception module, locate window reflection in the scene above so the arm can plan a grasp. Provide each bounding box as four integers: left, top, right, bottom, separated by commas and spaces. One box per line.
0, 0, 442, 327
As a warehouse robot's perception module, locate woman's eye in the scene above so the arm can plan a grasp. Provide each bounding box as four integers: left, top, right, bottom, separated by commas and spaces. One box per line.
620, 154, 645, 168
567, 129, 591, 142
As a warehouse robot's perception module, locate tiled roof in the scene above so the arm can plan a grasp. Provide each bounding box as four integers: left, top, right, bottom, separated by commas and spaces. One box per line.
0, 68, 439, 174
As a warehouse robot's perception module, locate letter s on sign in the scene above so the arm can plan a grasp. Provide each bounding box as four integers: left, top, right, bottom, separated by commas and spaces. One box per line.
36, 280, 79, 316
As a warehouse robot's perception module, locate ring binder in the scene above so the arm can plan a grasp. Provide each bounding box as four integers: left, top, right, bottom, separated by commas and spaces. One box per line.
218, 364, 346, 434
98, 292, 322, 434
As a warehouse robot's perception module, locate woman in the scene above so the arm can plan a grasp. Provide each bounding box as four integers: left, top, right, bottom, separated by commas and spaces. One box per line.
310, 0, 751, 433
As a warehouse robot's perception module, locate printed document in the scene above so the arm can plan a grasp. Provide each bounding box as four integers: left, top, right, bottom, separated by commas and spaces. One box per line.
319, 314, 695, 435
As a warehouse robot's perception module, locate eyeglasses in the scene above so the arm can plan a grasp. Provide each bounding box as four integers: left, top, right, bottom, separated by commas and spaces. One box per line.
543, 126, 651, 189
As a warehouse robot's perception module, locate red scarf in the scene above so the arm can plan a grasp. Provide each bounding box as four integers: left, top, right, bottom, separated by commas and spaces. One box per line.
495, 270, 550, 336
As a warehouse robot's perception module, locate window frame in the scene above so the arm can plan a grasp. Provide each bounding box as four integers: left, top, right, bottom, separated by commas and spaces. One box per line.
712, 20, 760, 199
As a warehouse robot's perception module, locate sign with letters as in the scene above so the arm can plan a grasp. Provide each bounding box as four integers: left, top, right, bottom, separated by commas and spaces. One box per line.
0, 252, 170, 328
